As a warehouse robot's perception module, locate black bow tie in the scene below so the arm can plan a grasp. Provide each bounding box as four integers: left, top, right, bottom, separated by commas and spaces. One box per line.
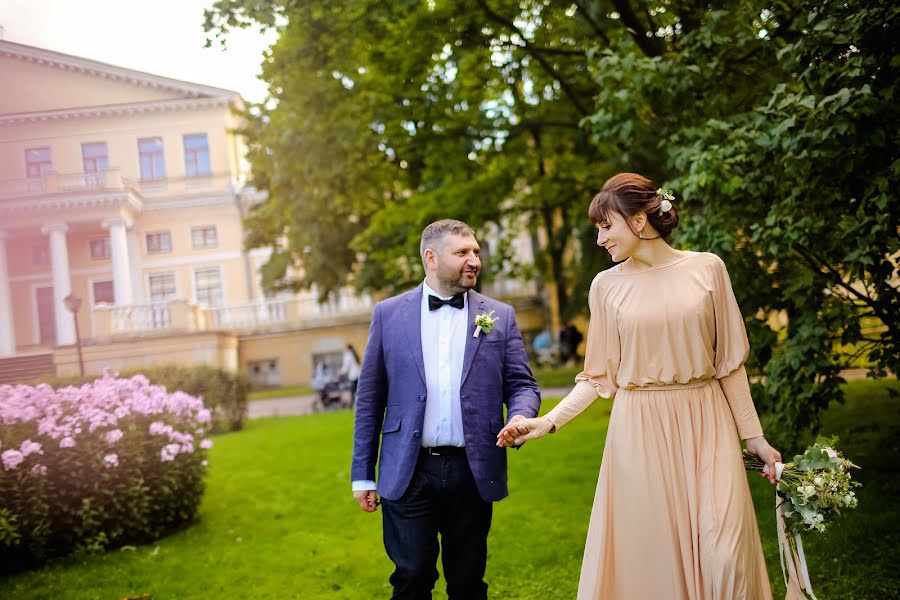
428, 293, 465, 311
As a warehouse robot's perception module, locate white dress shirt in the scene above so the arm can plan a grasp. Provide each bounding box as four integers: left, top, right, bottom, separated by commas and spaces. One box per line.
420, 280, 468, 448
351, 281, 468, 493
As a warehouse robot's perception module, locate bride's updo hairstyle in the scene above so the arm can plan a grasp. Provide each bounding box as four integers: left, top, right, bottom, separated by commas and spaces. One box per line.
588, 172, 680, 240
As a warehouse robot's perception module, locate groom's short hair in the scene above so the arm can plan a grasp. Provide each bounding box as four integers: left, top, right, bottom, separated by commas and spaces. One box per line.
420, 219, 475, 263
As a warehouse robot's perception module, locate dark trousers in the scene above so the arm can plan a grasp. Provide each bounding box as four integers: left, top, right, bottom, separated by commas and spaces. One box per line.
381, 451, 492, 600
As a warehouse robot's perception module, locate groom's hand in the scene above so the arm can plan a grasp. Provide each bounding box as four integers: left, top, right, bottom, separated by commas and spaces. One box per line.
353, 490, 380, 512
496, 416, 554, 447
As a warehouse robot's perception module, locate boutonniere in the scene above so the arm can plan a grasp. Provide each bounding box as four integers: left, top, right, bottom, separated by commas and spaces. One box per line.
474, 310, 499, 338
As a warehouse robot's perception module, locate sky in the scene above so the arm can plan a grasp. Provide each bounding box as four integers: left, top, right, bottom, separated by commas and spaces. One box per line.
0, 0, 278, 103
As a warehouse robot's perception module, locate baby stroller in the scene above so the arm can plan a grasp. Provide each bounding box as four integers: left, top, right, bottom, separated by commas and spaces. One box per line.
318, 376, 353, 411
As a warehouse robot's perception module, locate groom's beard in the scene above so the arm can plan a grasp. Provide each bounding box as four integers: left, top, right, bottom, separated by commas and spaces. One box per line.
439, 269, 479, 294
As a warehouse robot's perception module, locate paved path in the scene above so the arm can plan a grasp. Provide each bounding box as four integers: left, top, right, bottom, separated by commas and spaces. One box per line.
248, 386, 575, 419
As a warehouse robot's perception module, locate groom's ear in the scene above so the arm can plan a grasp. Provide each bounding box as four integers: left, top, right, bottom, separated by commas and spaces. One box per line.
423, 247, 438, 270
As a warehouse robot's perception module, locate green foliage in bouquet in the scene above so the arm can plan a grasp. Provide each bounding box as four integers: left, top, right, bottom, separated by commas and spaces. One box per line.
744, 436, 860, 534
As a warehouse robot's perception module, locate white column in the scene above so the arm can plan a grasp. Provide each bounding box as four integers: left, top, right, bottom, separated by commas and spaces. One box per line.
0, 232, 16, 356
127, 228, 143, 303
41, 223, 75, 346
102, 218, 134, 305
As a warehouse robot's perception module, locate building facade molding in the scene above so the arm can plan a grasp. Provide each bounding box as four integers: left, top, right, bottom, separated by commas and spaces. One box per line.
0, 97, 237, 126
0, 39, 239, 101
0, 192, 142, 216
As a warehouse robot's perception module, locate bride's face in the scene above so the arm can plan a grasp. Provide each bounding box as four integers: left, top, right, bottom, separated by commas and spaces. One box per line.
596, 210, 640, 262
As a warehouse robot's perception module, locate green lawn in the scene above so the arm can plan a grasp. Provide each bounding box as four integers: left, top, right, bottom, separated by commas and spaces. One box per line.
2, 380, 897, 599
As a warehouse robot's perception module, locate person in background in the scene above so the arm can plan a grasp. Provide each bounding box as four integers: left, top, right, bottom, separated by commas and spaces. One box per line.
339, 343, 362, 407
311, 360, 333, 406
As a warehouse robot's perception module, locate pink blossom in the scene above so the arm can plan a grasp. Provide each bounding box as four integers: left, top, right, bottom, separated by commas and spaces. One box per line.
181, 442, 195, 454
59, 437, 76, 449
160, 444, 181, 462
196, 408, 212, 424
20, 439, 43, 456
31, 464, 47, 475
105, 429, 124, 444
2, 449, 24, 470
200, 439, 213, 449
103, 453, 119, 468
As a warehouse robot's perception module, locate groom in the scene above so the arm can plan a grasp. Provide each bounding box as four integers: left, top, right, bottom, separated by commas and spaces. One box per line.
351, 219, 541, 600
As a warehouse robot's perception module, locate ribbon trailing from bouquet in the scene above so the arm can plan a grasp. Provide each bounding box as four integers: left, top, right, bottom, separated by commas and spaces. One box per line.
768, 462, 818, 600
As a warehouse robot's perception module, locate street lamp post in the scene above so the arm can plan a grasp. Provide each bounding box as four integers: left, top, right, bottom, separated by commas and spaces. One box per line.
63, 293, 85, 377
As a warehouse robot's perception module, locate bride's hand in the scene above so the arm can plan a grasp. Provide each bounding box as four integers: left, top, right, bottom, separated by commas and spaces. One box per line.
496, 416, 555, 447
745, 435, 782, 484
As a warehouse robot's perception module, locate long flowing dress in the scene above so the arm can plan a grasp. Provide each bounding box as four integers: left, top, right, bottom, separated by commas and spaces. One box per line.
545, 251, 772, 600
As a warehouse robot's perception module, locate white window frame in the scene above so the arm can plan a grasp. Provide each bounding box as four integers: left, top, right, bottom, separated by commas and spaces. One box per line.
191, 225, 218, 250
88, 277, 115, 306
191, 265, 225, 307
146, 270, 179, 303
145, 230, 172, 255
89, 237, 112, 261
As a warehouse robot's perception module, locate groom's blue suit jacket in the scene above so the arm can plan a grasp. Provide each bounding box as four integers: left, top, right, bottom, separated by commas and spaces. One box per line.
351, 285, 541, 502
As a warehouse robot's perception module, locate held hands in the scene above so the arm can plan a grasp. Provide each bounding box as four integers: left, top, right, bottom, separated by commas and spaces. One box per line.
353, 490, 380, 512
745, 435, 782, 485
496, 415, 555, 448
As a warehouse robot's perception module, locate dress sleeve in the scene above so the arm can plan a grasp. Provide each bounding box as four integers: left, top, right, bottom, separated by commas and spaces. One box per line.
545, 274, 619, 431
711, 255, 764, 440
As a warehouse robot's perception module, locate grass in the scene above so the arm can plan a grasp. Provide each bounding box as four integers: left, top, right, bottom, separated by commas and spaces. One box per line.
2, 379, 897, 599
248, 385, 313, 401
533, 366, 581, 389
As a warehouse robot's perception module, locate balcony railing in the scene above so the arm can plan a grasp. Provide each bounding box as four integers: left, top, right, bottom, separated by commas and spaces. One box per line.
92, 293, 375, 338
0, 170, 238, 200
109, 302, 171, 333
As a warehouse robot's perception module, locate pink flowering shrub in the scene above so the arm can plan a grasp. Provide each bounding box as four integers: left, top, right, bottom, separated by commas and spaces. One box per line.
0, 372, 213, 572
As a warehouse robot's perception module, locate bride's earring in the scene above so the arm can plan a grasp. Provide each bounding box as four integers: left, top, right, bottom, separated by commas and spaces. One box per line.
639, 230, 645, 239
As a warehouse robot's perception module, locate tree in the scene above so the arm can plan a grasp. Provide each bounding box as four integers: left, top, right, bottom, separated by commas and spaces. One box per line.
205, 0, 693, 314
207, 0, 898, 441
583, 0, 900, 442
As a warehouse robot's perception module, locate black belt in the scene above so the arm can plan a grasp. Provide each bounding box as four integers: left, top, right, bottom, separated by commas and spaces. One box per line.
420, 445, 466, 456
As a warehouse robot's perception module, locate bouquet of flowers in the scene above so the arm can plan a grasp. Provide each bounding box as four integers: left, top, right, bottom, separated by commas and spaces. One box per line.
743, 436, 860, 534
744, 436, 860, 599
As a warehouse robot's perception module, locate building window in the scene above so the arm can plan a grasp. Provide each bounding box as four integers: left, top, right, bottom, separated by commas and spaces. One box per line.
138, 137, 166, 181
82, 142, 109, 173
89, 238, 111, 260
191, 225, 218, 250
25, 147, 52, 178
33, 244, 50, 266
92, 280, 115, 305
148, 272, 176, 302
194, 267, 223, 306
183, 133, 211, 177
146, 231, 172, 254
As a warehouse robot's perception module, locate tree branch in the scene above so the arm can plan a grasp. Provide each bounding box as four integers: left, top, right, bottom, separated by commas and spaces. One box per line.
611, 0, 664, 57
499, 40, 586, 57
570, 0, 611, 46
475, 0, 593, 116
790, 244, 892, 323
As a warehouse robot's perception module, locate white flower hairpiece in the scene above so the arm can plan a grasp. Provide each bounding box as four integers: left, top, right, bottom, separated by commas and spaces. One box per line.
656, 188, 674, 215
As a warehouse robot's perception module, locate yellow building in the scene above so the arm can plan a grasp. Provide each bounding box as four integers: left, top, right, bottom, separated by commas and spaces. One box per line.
0, 40, 377, 387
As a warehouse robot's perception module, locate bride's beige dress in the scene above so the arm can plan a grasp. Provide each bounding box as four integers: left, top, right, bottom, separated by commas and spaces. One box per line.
546, 251, 772, 600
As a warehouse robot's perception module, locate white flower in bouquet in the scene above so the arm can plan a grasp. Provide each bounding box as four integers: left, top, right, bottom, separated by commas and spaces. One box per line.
743, 436, 860, 535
